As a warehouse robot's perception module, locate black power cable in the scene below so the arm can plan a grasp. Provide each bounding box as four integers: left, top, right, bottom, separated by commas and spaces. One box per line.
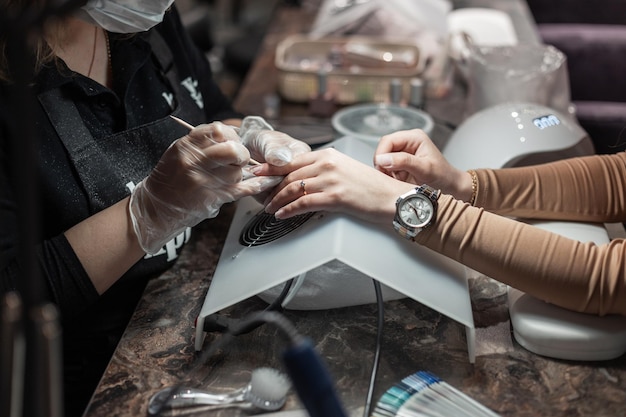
363, 279, 384, 417
201, 276, 385, 417
202, 278, 294, 335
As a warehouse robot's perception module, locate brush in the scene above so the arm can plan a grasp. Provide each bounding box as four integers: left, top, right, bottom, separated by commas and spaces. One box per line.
147, 367, 291, 415
372, 371, 501, 417
170, 115, 261, 166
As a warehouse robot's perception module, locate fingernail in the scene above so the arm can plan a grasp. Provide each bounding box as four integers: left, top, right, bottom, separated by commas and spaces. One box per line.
247, 164, 262, 174
375, 154, 393, 168
270, 149, 292, 164
274, 208, 285, 219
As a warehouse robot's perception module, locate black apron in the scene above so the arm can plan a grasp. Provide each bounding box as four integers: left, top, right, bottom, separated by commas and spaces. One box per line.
37, 31, 208, 417
38, 31, 205, 212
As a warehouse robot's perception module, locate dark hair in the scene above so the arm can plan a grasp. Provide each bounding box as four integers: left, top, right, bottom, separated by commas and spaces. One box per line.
0, 0, 68, 82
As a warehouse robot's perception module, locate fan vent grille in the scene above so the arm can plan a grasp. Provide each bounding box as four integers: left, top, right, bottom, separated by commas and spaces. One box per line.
239, 210, 315, 246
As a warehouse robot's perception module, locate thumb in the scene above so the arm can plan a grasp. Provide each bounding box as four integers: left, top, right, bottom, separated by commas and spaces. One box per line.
374, 152, 416, 172
374, 152, 417, 182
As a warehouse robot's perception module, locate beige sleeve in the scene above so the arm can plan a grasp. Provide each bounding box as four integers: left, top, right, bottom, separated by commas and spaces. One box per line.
475, 152, 626, 222
415, 152, 626, 316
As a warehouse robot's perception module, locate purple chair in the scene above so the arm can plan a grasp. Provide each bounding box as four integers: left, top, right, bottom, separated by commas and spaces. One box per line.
526, 0, 626, 25
539, 24, 626, 154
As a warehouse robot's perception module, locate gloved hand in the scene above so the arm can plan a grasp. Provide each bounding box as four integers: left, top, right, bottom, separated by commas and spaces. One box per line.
237, 116, 311, 205
238, 116, 311, 166
129, 121, 282, 254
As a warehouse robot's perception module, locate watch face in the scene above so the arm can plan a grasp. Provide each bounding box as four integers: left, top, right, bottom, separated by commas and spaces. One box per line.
398, 194, 434, 228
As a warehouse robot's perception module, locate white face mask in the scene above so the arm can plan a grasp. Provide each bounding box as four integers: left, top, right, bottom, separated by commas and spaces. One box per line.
77, 0, 175, 33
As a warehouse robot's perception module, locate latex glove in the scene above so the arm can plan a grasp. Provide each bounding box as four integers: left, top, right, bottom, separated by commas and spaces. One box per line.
238, 116, 311, 166
129, 122, 282, 254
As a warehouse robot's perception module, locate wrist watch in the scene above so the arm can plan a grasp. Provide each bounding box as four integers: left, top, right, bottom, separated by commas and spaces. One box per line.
393, 184, 440, 240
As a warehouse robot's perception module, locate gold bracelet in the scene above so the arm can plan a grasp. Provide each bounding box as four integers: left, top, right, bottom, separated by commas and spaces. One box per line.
467, 169, 478, 206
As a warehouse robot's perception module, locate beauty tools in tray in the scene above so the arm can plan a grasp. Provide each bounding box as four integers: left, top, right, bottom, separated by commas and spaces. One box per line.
372, 371, 500, 417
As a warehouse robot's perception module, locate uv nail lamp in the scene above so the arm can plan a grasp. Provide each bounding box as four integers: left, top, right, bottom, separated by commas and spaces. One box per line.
443, 102, 595, 169
443, 102, 626, 361
195, 136, 477, 362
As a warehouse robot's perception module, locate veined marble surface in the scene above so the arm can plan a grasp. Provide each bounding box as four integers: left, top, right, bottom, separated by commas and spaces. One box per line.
84, 203, 626, 417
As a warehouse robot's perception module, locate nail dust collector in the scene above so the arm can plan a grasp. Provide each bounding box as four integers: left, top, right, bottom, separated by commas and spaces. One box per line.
443, 102, 626, 361
195, 135, 477, 362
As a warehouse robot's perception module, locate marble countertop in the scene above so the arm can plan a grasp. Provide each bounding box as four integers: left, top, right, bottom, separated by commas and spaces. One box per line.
83, 202, 626, 417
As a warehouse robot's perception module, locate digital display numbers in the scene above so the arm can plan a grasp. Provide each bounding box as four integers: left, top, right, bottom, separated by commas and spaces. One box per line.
533, 114, 561, 130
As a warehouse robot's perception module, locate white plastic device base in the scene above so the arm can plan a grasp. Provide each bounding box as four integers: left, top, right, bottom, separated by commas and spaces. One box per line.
195, 136, 476, 362
507, 221, 626, 361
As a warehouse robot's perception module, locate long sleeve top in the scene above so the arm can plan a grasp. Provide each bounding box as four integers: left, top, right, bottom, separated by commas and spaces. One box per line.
417, 152, 626, 315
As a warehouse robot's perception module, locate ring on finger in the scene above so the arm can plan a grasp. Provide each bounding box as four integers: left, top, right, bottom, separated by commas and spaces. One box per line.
300, 180, 307, 195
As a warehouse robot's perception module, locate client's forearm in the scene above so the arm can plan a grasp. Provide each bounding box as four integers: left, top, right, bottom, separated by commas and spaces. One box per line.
417, 195, 626, 316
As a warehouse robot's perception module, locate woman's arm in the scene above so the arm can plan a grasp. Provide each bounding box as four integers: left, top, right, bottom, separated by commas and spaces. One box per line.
64, 197, 144, 295
259, 146, 626, 316
374, 129, 626, 222
418, 195, 626, 316
475, 152, 626, 222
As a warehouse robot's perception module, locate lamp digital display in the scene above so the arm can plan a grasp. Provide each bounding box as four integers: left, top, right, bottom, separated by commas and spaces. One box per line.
533, 114, 561, 130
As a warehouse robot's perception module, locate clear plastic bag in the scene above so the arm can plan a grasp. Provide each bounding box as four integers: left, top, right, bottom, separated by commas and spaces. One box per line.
457, 36, 571, 116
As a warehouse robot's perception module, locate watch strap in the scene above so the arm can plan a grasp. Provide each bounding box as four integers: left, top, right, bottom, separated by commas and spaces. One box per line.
393, 220, 419, 240
416, 184, 441, 203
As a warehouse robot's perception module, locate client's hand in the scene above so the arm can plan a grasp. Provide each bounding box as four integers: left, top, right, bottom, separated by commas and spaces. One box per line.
257, 148, 413, 223
375, 129, 470, 199
130, 122, 282, 254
